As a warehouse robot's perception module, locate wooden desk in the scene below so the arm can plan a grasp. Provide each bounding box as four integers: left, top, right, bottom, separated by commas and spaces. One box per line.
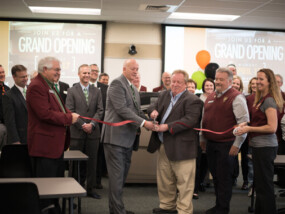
64, 150, 88, 161
0, 177, 86, 214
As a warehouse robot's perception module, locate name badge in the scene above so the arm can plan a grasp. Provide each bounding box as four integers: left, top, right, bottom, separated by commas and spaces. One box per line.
208, 100, 214, 103
63, 91, 68, 94
49, 90, 54, 94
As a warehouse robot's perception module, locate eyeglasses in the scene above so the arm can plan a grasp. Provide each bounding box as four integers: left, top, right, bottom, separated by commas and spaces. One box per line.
49, 68, 61, 72
91, 69, 99, 73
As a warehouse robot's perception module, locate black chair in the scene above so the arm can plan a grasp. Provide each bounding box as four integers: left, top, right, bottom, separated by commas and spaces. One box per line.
0, 144, 32, 177
0, 182, 53, 214
275, 167, 285, 214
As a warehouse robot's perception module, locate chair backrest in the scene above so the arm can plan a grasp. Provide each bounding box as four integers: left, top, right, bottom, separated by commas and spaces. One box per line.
0, 144, 32, 177
0, 182, 41, 214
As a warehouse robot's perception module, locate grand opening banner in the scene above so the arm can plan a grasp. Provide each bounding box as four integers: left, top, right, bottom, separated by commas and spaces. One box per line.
7, 21, 103, 86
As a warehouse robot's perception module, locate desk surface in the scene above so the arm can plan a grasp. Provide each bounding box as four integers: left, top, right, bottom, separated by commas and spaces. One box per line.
0, 177, 86, 199
64, 150, 88, 161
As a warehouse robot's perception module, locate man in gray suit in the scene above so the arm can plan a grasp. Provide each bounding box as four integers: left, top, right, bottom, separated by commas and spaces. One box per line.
103, 59, 154, 214
66, 64, 104, 199
148, 70, 203, 214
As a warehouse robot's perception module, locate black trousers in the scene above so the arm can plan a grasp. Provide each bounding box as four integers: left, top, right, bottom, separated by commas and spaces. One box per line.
240, 141, 249, 182
207, 140, 235, 214
252, 146, 277, 214
32, 155, 65, 214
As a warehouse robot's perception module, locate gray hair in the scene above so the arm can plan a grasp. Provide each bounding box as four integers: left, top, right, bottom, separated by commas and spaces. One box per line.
275, 74, 283, 84
38, 57, 60, 73
216, 67, 233, 80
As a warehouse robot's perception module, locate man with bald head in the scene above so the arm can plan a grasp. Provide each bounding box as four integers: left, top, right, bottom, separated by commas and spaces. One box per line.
153, 72, 171, 92
103, 59, 154, 214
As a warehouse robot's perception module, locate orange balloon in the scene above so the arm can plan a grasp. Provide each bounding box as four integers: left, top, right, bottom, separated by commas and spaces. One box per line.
196, 50, 211, 69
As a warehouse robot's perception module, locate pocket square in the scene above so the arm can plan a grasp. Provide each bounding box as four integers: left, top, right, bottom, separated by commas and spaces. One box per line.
49, 89, 54, 94
63, 91, 68, 94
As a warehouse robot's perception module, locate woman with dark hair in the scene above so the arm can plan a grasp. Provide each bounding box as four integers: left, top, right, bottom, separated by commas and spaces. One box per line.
236, 69, 283, 214
193, 78, 215, 199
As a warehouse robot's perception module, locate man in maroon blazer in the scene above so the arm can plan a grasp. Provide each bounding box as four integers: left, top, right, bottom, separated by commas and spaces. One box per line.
132, 72, 147, 92
26, 56, 79, 213
152, 72, 171, 92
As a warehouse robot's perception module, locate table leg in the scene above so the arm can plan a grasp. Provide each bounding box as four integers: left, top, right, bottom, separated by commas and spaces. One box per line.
77, 161, 81, 214
69, 197, 74, 214
62, 198, 66, 214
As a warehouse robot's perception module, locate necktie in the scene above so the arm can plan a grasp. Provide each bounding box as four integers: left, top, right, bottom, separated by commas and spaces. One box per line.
130, 84, 139, 110
0, 83, 5, 95
23, 88, 26, 99
54, 83, 59, 93
83, 88, 88, 103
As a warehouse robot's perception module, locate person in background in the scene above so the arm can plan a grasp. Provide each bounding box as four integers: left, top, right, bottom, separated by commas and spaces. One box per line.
153, 72, 171, 92
102, 59, 153, 214
201, 67, 249, 214
236, 68, 283, 214
132, 73, 147, 92
66, 64, 104, 199
198, 78, 215, 194
90, 63, 109, 189
275, 74, 285, 98
227, 64, 237, 76
187, 79, 197, 94
3, 65, 28, 145
99, 73, 109, 85
27, 56, 79, 213
0, 64, 10, 150
246, 77, 257, 196
54, 70, 69, 104
232, 75, 244, 93
148, 70, 203, 214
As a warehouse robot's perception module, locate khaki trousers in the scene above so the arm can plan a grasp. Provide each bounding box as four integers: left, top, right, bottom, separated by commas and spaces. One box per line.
157, 144, 196, 214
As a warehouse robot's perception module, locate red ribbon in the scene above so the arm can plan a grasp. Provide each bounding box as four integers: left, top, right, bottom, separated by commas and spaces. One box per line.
79, 116, 235, 135
170, 121, 235, 135
79, 116, 137, 127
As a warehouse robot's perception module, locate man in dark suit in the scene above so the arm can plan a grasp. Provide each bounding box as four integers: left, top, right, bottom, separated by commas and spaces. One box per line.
99, 73, 109, 85
152, 72, 171, 92
54, 72, 69, 104
66, 64, 103, 199
148, 70, 203, 214
3, 64, 28, 145
27, 57, 79, 213
103, 59, 154, 214
90, 63, 109, 189
0, 65, 10, 149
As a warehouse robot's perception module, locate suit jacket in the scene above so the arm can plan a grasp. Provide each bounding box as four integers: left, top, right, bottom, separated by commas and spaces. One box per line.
0, 84, 10, 122
66, 83, 103, 139
102, 74, 147, 148
147, 90, 203, 161
140, 85, 147, 92
59, 81, 69, 104
2, 85, 28, 144
26, 74, 73, 159
96, 82, 108, 110
152, 85, 165, 92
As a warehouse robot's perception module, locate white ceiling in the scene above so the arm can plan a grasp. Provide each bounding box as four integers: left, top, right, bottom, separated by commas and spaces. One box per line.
1, 0, 285, 30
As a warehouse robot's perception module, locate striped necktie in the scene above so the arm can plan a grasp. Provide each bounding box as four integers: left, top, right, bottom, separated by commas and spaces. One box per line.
83, 88, 88, 102
23, 87, 26, 99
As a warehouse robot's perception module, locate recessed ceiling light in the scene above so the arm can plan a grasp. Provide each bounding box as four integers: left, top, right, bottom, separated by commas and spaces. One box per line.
168, 12, 239, 21
29, 6, 101, 15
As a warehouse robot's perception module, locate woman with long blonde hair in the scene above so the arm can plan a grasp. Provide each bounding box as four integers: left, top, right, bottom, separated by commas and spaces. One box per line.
236, 68, 283, 214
